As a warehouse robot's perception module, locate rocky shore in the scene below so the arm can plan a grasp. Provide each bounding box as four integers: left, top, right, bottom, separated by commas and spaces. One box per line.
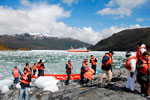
0, 69, 148, 100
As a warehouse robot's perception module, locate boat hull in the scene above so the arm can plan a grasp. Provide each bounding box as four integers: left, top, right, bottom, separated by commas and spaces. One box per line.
67, 50, 90, 52
44, 74, 80, 80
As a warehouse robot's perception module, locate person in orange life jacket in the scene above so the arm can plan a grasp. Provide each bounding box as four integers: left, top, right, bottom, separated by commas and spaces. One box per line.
136, 42, 147, 84
136, 42, 146, 65
137, 51, 150, 98
80, 59, 89, 84
39, 63, 45, 76
65, 60, 72, 85
99, 50, 114, 87
24, 63, 32, 74
32, 63, 37, 75
19, 69, 31, 100
12, 66, 22, 84
125, 52, 137, 93
90, 55, 97, 75
37, 59, 42, 77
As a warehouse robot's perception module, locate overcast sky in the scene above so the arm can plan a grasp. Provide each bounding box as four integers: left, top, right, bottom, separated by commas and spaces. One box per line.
0, 0, 150, 44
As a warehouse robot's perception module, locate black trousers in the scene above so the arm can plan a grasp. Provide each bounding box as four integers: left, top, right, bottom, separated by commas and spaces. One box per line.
80, 72, 89, 84
66, 71, 71, 85
92, 65, 96, 75
33, 70, 36, 75
141, 80, 150, 96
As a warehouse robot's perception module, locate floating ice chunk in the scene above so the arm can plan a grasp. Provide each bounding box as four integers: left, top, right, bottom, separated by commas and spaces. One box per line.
0, 79, 13, 90
16, 83, 21, 89
43, 86, 59, 92
34, 76, 59, 92
1, 85, 9, 94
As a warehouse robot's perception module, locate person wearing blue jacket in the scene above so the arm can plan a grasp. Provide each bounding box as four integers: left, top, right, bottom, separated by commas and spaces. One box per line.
65, 60, 72, 85
80, 59, 89, 84
12, 66, 22, 84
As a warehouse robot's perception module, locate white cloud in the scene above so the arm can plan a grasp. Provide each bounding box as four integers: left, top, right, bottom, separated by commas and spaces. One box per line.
20, 0, 32, 6
62, 0, 78, 6
0, 3, 143, 45
99, 24, 141, 39
97, 0, 147, 17
136, 18, 145, 23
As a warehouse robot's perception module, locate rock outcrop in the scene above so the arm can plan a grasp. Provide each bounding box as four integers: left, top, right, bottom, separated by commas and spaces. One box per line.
0, 69, 148, 100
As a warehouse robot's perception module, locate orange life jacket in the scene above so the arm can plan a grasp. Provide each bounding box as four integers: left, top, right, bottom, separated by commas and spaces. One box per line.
37, 62, 41, 69
136, 47, 145, 60
37, 62, 44, 70
125, 56, 137, 71
139, 56, 150, 74
81, 63, 89, 72
102, 53, 112, 66
25, 66, 31, 73
20, 73, 30, 84
91, 57, 96, 65
13, 68, 19, 78
66, 62, 72, 72
83, 68, 95, 80
32, 65, 37, 70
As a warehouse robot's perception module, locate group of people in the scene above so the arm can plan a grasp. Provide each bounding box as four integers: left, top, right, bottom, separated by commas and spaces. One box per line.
65, 41, 150, 99
12, 60, 45, 100
12, 41, 150, 99
65, 55, 98, 85
125, 42, 150, 98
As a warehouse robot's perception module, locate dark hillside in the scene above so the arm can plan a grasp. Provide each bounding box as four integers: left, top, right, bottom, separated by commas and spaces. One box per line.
0, 34, 91, 50
89, 28, 150, 51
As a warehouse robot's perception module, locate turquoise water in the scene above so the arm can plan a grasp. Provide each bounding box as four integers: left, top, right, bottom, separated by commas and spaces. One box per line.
0, 50, 126, 80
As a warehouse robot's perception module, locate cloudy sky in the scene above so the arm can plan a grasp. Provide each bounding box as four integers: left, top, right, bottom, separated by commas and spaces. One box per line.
0, 0, 150, 44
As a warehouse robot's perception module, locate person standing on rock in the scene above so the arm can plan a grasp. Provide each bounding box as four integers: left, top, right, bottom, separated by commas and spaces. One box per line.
12, 66, 22, 84
137, 51, 150, 98
80, 59, 89, 84
65, 60, 72, 85
136, 42, 146, 63
32, 63, 37, 75
37, 60, 44, 77
90, 55, 97, 75
136, 42, 147, 84
19, 68, 31, 100
99, 50, 114, 87
125, 52, 137, 93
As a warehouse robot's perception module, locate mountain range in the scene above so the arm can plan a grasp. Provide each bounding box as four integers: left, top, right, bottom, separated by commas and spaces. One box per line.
0, 33, 91, 50
0, 28, 150, 51
89, 28, 150, 51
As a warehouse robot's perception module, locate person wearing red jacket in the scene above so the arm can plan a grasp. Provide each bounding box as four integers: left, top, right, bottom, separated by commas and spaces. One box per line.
125, 52, 137, 93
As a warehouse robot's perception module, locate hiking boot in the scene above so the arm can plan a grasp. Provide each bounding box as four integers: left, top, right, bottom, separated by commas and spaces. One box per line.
140, 94, 145, 97
129, 90, 135, 93
107, 82, 114, 86
125, 88, 130, 92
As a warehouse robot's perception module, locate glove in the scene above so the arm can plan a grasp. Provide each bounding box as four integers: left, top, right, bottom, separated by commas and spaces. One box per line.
130, 72, 134, 78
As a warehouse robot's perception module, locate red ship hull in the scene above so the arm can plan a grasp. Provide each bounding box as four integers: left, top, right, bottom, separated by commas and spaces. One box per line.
67, 50, 90, 52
